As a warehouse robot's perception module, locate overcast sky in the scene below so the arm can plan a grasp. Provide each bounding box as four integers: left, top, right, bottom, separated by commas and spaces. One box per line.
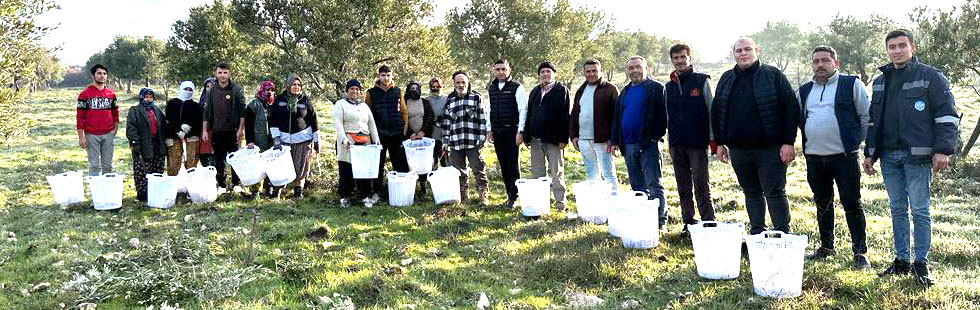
40, 0, 965, 66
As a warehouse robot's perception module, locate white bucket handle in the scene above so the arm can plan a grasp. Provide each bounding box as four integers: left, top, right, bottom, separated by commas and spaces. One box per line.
762, 231, 784, 238
700, 221, 720, 228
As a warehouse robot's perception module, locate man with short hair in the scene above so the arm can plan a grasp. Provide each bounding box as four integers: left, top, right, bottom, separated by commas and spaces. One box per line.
486, 59, 528, 209
439, 70, 490, 206
610, 56, 668, 227
202, 62, 247, 192
864, 29, 959, 285
524, 62, 571, 211
365, 65, 410, 200
798, 45, 871, 269
712, 38, 800, 235
664, 44, 716, 232
426, 77, 450, 168
570, 59, 619, 190
76, 64, 119, 176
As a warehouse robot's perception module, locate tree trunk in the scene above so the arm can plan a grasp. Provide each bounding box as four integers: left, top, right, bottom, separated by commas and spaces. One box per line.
127, 80, 132, 93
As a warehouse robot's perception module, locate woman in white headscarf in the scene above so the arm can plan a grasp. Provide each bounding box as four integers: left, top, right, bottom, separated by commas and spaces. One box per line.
165, 81, 204, 175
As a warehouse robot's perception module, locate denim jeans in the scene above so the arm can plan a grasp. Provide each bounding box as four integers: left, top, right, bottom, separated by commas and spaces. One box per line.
879, 149, 932, 262
578, 139, 617, 190
623, 142, 666, 225
805, 152, 867, 254
729, 145, 790, 234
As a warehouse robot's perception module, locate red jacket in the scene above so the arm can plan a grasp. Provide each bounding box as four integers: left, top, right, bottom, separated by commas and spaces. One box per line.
76, 85, 119, 135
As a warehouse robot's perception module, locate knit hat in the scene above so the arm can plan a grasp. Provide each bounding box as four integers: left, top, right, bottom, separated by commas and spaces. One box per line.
345, 79, 362, 91
177, 81, 195, 101
537, 61, 557, 74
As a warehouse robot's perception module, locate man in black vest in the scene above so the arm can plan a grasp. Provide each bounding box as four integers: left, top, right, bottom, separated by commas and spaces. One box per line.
202, 62, 247, 193
664, 44, 716, 233
712, 38, 800, 235
365, 65, 410, 202
798, 45, 871, 269
486, 59, 528, 209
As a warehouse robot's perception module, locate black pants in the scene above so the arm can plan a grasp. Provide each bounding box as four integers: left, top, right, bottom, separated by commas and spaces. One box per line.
492, 128, 521, 201
211, 130, 241, 187
805, 153, 868, 254
434, 140, 449, 168
730, 145, 790, 234
669, 145, 715, 224
338, 161, 376, 199
374, 134, 410, 190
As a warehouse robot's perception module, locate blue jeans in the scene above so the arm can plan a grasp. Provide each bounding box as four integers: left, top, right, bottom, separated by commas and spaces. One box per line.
578, 139, 617, 190
879, 150, 932, 262
623, 142, 666, 225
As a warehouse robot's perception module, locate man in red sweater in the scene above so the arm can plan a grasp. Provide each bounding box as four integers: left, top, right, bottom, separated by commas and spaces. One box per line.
76, 64, 119, 176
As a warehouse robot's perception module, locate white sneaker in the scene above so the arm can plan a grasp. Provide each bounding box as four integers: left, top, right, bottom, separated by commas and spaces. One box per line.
339, 198, 350, 208
217, 187, 228, 195
368, 194, 381, 204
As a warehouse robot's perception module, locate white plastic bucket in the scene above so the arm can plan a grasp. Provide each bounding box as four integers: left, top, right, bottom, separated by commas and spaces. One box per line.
620, 198, 660, 249
516, 177, 552, 217
146, 173, 179, 209
746, 231, 808, 298
350, 144, 383, 179
227, 147, 266, 186
47, 170, 85, 206
186, 167, 218, 204
572, 180, 608, 224
427, 167, 461, 204
403, 138, 435, 174
261, 146, 296, 186
606, 190, 647, 237
689, 221, 745, 279
86, 173, 124, 211
386, 171, 419, 207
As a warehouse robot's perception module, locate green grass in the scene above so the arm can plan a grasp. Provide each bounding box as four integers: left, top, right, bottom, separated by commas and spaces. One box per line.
1, 86, 979, 309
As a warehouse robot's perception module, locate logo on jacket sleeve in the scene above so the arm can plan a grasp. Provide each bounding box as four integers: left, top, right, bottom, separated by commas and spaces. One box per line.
690, 88, 702, 97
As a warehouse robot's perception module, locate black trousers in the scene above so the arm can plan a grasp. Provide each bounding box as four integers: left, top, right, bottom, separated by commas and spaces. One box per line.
211, 130, 240, 187
338, 161, 376, 199
374, 134, 410, 190
492, 128, 521, 200
730, 145, 790, 234
805, 152, 868, 254
669, 145, 715, 224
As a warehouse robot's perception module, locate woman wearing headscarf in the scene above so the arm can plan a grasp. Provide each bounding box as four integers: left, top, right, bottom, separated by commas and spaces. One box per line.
127, 88, 169, 202
198, 77, 217, 167
165, 81, 203, 175
333, 79, 380, 208
244, 80, 276, 199
269, 73, 320, 199
404, 80, 435, 198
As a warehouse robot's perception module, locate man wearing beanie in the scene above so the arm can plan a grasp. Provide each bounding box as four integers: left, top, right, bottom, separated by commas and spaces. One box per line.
524, 61, 571, 212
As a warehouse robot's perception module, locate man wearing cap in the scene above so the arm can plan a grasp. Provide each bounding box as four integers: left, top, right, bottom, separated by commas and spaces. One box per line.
523, 61, 571, 211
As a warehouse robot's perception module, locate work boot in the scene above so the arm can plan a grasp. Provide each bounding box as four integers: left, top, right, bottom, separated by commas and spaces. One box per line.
805, 247, 836, 260
293, 187, 304, 199
912, 261, 934, 286
879, 259, 911, 276
479, 189, 490, 207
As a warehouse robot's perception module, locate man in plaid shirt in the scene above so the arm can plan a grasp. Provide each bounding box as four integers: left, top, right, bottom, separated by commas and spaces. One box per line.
439, 70, 490, 206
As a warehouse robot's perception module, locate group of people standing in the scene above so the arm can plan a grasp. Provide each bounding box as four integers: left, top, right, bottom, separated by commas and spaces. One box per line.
73, 28, 956, 287
76, 63, 321, 203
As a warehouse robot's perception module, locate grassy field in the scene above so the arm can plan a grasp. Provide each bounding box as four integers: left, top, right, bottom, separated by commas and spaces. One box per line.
1, 81, 979, 310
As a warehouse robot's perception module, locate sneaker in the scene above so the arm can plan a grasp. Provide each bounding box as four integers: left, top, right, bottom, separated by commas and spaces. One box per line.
879, 259, 911, 276
679, 224, 693, 237
853, 254, 870, 269
339, 198, 350, 208
368, 194, 381, 204
912, 261, 934, 286
269, 187, 281, 200
805, 247, 836, 260
293, 187, 304, 199
479, 192, 490, 207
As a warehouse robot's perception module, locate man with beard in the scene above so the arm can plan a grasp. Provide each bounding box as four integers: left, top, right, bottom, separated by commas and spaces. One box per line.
202, 62, 247, 194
